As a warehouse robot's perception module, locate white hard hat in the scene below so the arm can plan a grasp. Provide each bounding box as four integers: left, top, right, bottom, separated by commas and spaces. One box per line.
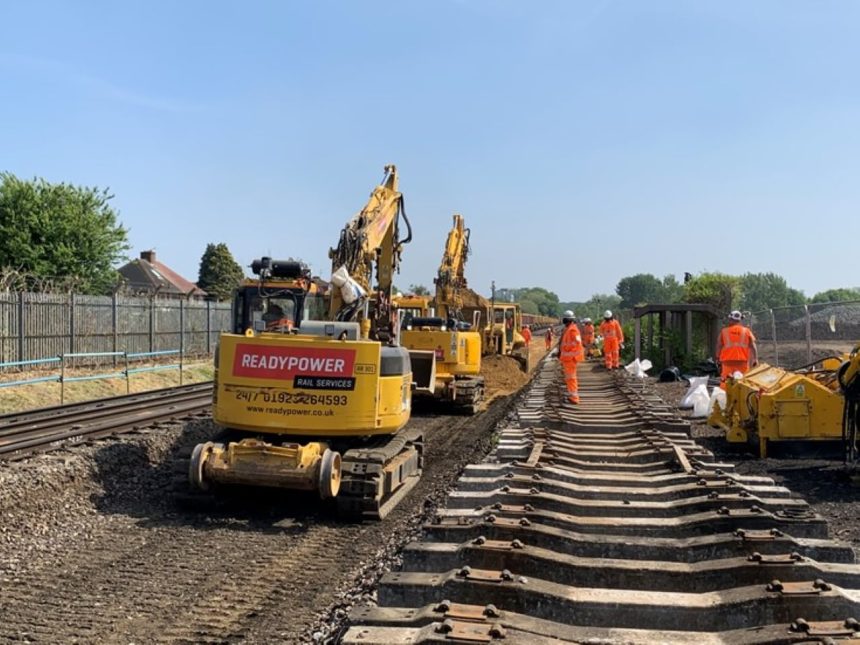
583, 317, 591, 323
603, 310, 613, 319
729, 310, 743, 321
563, 310, 575, 318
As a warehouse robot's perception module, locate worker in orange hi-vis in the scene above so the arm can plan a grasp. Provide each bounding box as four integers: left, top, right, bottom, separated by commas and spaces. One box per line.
544, 327, 554, 351
556, 310, 584, 406
580, 317, 595, 357
521, 324, 532, 345
716, 310, 758, 390
599, 310, 624, 369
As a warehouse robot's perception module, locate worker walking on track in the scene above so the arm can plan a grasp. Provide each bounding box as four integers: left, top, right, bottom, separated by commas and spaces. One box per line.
581, 317, 595, 358
521, 324, 532, 345
599, 310, 624, 369
545, 327, 554, 351
717, 310, 758, 389
557, 310, 584, 406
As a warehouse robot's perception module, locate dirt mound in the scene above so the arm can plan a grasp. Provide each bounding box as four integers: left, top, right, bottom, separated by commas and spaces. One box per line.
482, 354, 530, 401
460, 287, 489, 309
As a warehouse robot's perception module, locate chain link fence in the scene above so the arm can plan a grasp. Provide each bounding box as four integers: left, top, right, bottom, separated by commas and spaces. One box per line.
0, 291, 233, 370
748, 300, 860, 369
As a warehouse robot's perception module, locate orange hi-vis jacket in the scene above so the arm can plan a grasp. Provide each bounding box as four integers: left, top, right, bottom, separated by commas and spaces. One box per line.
718, 324, 755, 362
599, 319, 623, 345
582, 322, 595, 344
560, 324, 584, 363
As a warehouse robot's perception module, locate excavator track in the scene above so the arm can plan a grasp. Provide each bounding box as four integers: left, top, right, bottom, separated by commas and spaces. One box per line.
337, 426, 425, 520
452, 377, 484, 415
343, 359, 860, 644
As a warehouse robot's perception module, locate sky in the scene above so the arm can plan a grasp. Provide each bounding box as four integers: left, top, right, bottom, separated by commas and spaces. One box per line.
1, 1, 858, 302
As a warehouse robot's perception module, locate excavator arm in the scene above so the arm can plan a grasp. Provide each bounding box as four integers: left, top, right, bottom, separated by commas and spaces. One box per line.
328, 164, 412, 340
434, 213, 470, 321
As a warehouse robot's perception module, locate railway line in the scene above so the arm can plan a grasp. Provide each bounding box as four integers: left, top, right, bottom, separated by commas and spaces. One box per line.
0, 382, 212, 460
344, 360, 860, 644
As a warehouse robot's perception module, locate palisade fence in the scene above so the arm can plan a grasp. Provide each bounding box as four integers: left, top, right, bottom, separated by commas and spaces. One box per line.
748, 300, 860, 369
0, 291, 233, 370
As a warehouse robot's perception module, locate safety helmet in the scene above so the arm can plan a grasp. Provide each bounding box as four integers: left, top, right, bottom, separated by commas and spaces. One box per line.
583, 317, 591, 324
562, 310, 575, 324
603, 310, 612, 319
728, 310, 743, 322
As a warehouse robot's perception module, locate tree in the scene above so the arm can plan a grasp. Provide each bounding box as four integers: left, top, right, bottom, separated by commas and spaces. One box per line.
683, 272, 739, 313
810, 287, 860, 304
738, 272, 805, 312
409, 284, 431, 296
661, 274, 684, 303
493, 287, 560, 316
560, 293, 621, 321
197, 243, 244, 301
616, 274, 665, 308
0, 173, 129, 293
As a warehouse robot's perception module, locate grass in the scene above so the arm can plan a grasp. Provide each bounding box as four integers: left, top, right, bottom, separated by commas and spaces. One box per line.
0, 360, 215, 414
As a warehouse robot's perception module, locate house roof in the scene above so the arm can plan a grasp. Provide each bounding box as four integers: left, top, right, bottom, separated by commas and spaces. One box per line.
118, 251, 207, 298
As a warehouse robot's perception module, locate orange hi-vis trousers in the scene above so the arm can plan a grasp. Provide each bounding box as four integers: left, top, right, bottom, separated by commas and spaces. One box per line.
720, 360, 749, 390
604, 341, 620, 369
562, 360, 579, 403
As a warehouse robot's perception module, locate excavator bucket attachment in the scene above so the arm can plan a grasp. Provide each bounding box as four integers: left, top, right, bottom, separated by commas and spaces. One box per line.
513, 347, 530, 373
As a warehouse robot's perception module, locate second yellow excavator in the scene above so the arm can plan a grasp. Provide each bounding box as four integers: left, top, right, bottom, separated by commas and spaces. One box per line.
399, 214, 484, 413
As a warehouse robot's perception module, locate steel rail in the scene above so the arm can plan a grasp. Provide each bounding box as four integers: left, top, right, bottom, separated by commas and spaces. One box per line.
0, 382, 213, 460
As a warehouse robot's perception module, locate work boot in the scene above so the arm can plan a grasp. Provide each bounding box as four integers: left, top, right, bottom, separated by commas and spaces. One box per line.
562, 397, 579, 407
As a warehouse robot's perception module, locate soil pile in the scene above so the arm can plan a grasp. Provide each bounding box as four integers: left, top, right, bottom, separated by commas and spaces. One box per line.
482, 354, 530, 401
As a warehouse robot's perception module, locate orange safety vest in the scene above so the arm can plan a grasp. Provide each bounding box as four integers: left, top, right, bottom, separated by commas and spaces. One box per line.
719, 324, 754, 362
599, 319, 623, 343
582, 323, 595, 343
560, 324, 584, 362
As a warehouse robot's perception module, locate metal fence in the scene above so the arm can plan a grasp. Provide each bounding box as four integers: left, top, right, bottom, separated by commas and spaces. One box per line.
0, 291, 232, 369
748, 300, 860, 369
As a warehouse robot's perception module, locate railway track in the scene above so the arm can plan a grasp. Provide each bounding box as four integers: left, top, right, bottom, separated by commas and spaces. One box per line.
344, 360, 860, 644
0, 382, 213, 460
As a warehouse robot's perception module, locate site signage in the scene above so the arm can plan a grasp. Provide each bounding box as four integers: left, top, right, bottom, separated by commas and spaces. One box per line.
232, 344, 356, 380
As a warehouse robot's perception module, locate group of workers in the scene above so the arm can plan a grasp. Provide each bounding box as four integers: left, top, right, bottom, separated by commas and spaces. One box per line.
552, 307, 758, 407
554, 310, 624, 406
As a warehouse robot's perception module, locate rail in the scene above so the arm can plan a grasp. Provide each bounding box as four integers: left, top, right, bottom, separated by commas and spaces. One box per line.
344, 360, 860, 643
0, 382, 213, 460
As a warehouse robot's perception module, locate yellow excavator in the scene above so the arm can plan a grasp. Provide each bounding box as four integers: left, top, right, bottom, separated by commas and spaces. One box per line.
483, 301, 530, 372
399, 214, 484, 413
185, 165, 423, 519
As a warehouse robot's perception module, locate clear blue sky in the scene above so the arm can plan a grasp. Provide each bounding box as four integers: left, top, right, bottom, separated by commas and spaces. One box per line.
1, 1, 858, 302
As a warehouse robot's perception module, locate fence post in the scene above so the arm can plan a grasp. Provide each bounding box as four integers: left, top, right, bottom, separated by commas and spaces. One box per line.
69, 292, 75, 355
179, 299, 185, 372
112, 292, 119, 366
149, 296, 156, 353
17, 291, 25, 365
770, 309, 779, 367
804, 304, 812, 364
206, 300, 212, 354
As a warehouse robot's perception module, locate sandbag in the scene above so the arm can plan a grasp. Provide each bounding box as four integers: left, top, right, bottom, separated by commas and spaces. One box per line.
708, 387, 727, 416
680, 377, 709, 409
689, 384, 710, 418
624, 358, 653, 378
331, 266, 366, 304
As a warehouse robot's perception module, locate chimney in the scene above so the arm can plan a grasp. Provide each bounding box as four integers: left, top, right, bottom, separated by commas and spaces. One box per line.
140, 250, 156, 263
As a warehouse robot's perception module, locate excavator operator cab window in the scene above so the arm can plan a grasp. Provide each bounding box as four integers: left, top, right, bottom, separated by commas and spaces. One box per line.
234, 287, 305, 334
